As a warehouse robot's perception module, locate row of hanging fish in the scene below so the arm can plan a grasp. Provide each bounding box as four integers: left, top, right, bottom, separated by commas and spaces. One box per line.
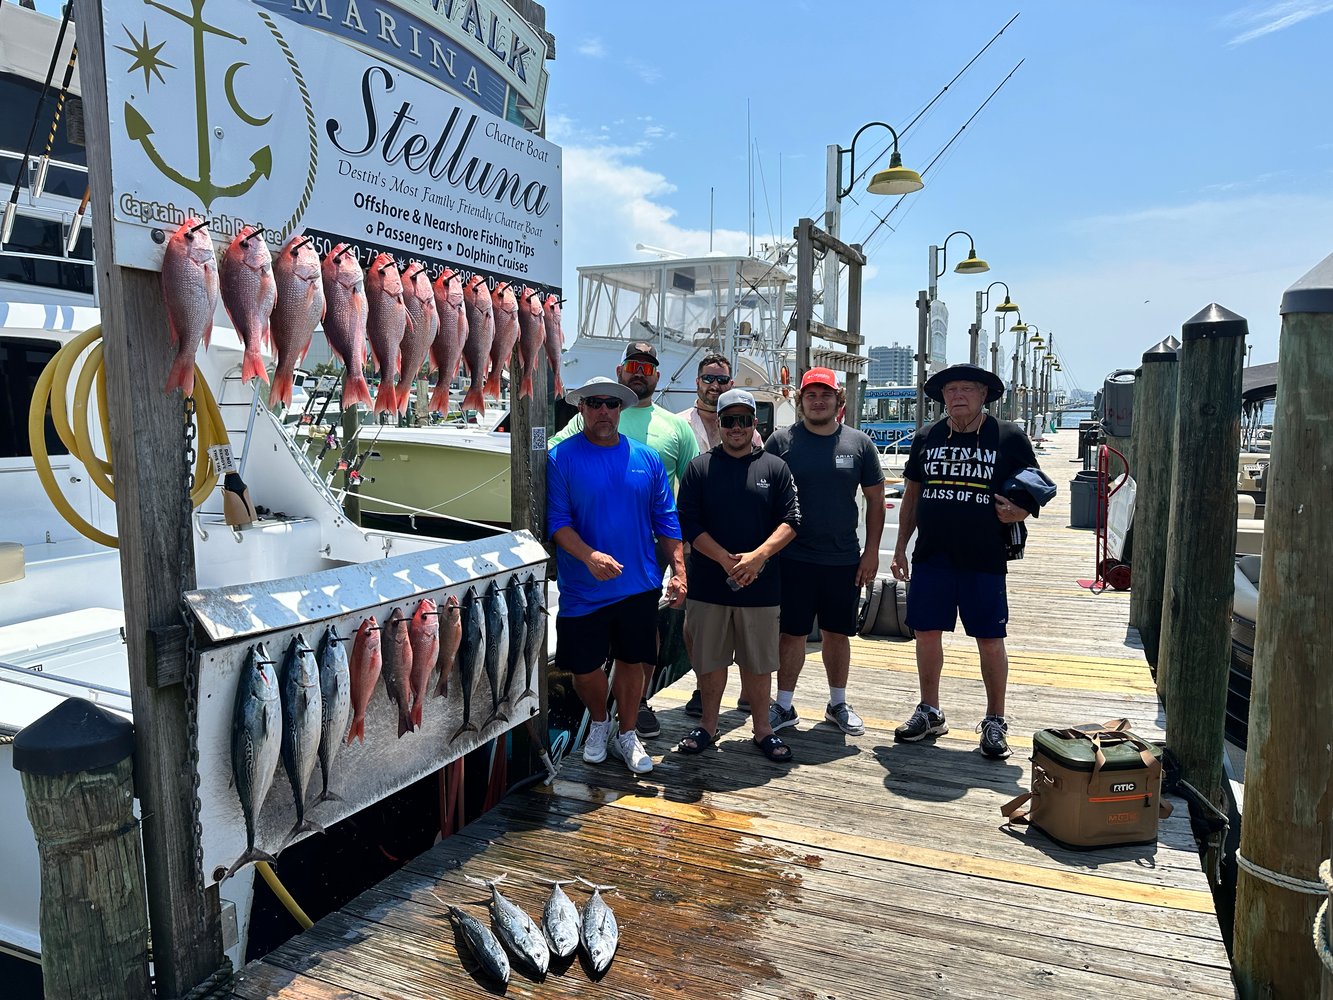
440, 874, 618, 985
160, 217, 565, 410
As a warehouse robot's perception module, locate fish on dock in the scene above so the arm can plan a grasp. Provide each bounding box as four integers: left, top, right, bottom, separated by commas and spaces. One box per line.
269, 234, 326, 407
542, 293, 566, 397
577, 877, 619, 974
461, 274, 494, 413
161, 217, 218, 397
450, 586, 486, 741
407, 597, 440, 731
320, 244, 371, 409
500, 575, 527, 714
482, 580, 509, 727
429, 268, 468, 414
226, 642, 282, 878
470, 874, 549, 976
346, 616, 382, 743
444, 902, 510, 985
434, 593, 463, 697
522, 573, 546, 702
366, 251, 410, 414
218, 224, 276, 387
486, 281, 520, 400
540, 878, 579, 959
516, 285, 546, 399
279, 634, 324, 839
381, 606, 415, 738
397, 261, 438, 414
315, 624, 351, 803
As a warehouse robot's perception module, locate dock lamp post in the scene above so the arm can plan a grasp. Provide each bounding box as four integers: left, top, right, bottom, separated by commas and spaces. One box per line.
916, 230, 990, 428
1007, 318, 1027, 422
823, 121, 924, 328
1028, 330, 1048, 436
974, 280, 1019, 368
1020, 325, 1045, 435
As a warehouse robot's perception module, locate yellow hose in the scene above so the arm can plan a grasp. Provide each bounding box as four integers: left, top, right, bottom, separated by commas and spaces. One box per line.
255, 861, 314, 930
28, 324, 228, 548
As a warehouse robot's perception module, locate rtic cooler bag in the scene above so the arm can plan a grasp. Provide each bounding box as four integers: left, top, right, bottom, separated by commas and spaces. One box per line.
1001, 720, 1172, 850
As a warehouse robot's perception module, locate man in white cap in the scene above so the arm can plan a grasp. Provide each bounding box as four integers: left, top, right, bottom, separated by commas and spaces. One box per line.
548, 375, 688, 775
889, 362, 1036, 759
763, 367, 885, 738
675, 388, 801, 762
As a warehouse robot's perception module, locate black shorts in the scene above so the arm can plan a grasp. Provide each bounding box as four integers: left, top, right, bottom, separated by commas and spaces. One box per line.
555, 589, 661, 675
778, 558, 859, 637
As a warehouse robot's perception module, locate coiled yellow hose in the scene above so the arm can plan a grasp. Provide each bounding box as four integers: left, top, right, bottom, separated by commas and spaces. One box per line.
255, 861, 314, 930
28, 324, 227, 548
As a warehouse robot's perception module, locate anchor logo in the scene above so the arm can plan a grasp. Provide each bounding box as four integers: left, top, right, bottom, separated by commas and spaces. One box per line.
121, 0, 272, 209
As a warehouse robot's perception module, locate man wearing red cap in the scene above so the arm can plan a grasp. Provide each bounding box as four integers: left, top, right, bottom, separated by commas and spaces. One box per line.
763, 367, 885, 737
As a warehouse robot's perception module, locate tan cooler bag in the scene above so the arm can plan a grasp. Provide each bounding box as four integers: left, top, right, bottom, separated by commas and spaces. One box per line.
1001, 720, 1172, 850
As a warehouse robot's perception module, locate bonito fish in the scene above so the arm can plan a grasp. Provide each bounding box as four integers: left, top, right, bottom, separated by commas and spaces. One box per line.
482, 580, 509, 727
366, 252, 411, 414
434, 593, 463, 697
429, 268, 468, 414
315, 624, 351, 803
397, 261, 438, 414
279, 633, 324, 838
345, 616, 382, 743
485, 281, 520, 400
450, 585, 486, 741
381, 606, 415, 738
219, 224, 276, 386
540, 879, 579, 959
542, 293, 566, 397
500, 575, 527, 714
320, 244, 372, 409
270, 234, 326, 407
226, 642, 282, 878
161, 217, 218, 396
471, 874, 549, 975
577, 877, 619, 974
445, 903, 510, 985
461, 275, 494, 413
515, 286, 546, 399
522, 573, 546, 702
407, 597, 439, 731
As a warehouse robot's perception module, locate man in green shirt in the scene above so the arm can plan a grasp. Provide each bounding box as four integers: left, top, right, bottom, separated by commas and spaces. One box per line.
549, 341, 699, 738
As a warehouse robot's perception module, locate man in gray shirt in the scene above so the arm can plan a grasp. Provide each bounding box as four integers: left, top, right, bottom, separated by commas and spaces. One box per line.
763, 367, 884, 736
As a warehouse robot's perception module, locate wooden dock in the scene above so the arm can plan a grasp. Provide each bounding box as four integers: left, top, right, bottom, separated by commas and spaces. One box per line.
228, 431, 1235, 999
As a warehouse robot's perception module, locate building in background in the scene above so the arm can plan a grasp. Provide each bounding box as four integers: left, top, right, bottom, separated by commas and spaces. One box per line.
867, 343, 914, 386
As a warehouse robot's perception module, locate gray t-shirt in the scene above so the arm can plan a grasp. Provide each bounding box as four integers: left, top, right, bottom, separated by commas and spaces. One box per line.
764, 422, 883, 564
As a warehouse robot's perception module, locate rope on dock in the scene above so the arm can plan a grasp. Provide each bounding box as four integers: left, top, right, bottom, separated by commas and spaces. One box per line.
1236, 849, 1326, 895
1314, 861, 1333, 974
175, 959, 234, 1000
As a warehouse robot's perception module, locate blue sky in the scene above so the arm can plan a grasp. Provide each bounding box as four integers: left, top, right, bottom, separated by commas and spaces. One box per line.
543, 1, 1333, 397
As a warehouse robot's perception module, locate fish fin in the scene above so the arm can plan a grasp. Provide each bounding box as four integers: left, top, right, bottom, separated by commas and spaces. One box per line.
410, 698, 424, 729
395, 380, 412, 414
373, 377, 398, 415
461, 382, 487, 414
223, 846, 278, 880
164, 353, 196, 397
287, 817, 326, 842
435, 674, 449, 697
398, 711, 414, 738
268, 370, 294, 408
428, 381, 451, 415
342, 374, 372, 409
450, 720, 478, 742
519, 373, 533, 399
483, 369, 502, 399
519, 686, 536, 702
346, 717, 365, 744
316, 787, 342, 804
242, 350, 270, 385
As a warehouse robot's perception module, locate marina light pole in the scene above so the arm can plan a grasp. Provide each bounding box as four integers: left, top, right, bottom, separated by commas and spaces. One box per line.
1008, 317, 1027, 422
974, 280, 1019, 367
918, 230, 989, 428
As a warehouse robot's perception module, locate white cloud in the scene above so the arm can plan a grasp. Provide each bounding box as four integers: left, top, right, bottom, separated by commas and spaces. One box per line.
624, 57, 662, 85
576, 37, 605, 57
1222, 1, 1333, 45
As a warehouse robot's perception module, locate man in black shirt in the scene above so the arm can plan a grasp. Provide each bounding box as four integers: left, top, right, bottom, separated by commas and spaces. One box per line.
890, 363, 1036, 759
676, 389, 802, 762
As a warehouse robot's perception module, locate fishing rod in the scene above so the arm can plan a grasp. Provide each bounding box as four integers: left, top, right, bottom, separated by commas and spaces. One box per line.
31, 41, 79, 199
0, 1, 74, 245
65, 185, 90, 254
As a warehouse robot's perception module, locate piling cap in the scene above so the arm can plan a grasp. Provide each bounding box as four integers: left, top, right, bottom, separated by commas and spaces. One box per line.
1142, 337, 1180, 363
1280, 251, 1333, 315
12, 697, 135, 777
1181, 304, 1248, 342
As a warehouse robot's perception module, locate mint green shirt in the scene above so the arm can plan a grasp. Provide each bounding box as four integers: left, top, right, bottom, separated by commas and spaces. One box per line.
550, 402, 699, 493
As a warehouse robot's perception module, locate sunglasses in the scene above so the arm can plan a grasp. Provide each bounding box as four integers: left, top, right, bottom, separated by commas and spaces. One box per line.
582, 396, 623, 410
622, 360, 657, 376
720, 413, 755, 428
699, 374, 733, 385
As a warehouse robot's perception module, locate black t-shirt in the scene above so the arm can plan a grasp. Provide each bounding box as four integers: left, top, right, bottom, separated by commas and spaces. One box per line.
903, 415, 1038, 574
677, 447, 801, 606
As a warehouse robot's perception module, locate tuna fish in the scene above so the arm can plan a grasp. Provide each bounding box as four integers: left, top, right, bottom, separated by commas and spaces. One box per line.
161, 217, 218, 396
434, 593, 463, 697
407, 597, 439, 731
542, 294, 566, 397
445, 903, 510, 985
320, 244, 372, 409
461, 275, 494, 413
470, 874, 549, 976
450, 586, 486, 741
226, 642, 282, 878
396, 262, 438, 415
279, 633, 324, 838
485, 281, 520, 400
540, 879, 579, 959
482, 580, 509, 727
577, 878, 619, 975
515, 286, 546, 399
270, 234, 326, 407
500, 575, 527, 714
315, 625, 351, 803
380, 606, 415, 738
218, 225, 276, 386
429, 268, 468, 414
346, 616, 382, 743
522, 574, 546, 702
365, 252, 410, 414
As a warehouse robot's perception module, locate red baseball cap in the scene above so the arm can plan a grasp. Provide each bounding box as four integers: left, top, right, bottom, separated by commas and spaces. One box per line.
799, 367, 839, 391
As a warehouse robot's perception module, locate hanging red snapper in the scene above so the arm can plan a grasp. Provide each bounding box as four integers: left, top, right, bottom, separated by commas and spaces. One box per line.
516, 286, 546, 399
161, 217, 219, 396
381, 606, 415, 738
219, 225, 276, 386
407, 597, 440, 730
268, 234, 325, 407
320, 244, 372, 409
365, 252, 411, 415
485, 281, 520, 400
429, 268, 468, 414
345, 616, 382, 744
461, 275, 494, 413
397, 262, 437, 415
542, 294, 566, 397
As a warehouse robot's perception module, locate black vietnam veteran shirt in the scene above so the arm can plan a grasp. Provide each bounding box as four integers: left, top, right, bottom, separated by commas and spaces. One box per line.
677, 447, 802, 606
903, 415, 1037, 574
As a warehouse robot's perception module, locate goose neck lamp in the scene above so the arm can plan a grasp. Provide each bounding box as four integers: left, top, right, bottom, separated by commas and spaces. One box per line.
915, 230, 989, 429
975, 280, 1019, 368
1007, 317, 1032, 423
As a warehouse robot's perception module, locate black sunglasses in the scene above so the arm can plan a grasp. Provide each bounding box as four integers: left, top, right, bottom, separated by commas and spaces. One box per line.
699, 373, 732, 385
583, 396, 623, 410
720, 413, 755, 428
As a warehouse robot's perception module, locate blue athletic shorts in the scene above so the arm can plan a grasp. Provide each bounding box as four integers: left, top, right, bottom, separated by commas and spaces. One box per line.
905, 556, 1009, 638
555, 589, 660, 675
779, 558, 859, 637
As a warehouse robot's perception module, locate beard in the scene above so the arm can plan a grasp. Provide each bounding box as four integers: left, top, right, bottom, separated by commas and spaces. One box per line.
630, 380, 654, 401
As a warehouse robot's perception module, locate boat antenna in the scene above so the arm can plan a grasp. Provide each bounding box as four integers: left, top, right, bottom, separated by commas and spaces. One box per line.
709, 187, 714, 253
746, 98, 754, 256
1, 1, 75, 245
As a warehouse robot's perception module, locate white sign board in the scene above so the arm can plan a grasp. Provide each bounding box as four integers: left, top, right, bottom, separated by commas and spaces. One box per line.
101, 0, 560, 288
929, 298, 949, 369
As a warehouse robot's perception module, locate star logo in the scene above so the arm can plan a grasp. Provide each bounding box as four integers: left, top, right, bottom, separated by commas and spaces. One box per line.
116, 23, 173, 91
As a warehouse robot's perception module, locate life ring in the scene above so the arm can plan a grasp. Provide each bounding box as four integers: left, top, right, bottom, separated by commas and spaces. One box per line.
779, 365, 791, 398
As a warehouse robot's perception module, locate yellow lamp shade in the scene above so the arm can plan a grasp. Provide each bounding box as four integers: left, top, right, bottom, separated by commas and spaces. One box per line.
867, 150, 924, 195
996, 296, 1020, 313
954, 249, 989, 275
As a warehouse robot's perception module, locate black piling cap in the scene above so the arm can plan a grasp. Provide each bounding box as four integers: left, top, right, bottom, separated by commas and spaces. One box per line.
12, 697, 134, 776
1280, 250, 1333, 316
1142, 337, 1180, 363
1181, 303, 1248, 343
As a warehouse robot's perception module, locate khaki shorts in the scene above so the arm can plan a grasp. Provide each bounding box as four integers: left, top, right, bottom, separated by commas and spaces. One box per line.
684, 601, 780, 675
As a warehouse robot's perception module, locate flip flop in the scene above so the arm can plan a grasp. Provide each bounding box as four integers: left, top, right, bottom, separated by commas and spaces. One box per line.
753, 733, 792, 763
678, 727, 715, 754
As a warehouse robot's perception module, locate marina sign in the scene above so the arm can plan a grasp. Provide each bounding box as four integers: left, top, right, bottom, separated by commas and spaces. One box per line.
102, 0, 561, 287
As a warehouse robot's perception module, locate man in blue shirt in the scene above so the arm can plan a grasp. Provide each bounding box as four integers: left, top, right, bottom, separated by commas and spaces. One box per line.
548, 376, 687, 775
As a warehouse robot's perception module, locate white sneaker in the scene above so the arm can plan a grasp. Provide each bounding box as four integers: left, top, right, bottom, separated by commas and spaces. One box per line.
583, 718, 615, 764
611, 729, 653, 774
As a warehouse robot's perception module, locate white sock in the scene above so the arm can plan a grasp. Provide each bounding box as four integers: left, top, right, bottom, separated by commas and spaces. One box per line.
776, 690, 794, 710
829, 687, 846, 707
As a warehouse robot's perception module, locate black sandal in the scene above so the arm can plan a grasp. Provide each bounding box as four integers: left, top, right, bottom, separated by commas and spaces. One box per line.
678, 727, 716, 754
753, 733, 792, 762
